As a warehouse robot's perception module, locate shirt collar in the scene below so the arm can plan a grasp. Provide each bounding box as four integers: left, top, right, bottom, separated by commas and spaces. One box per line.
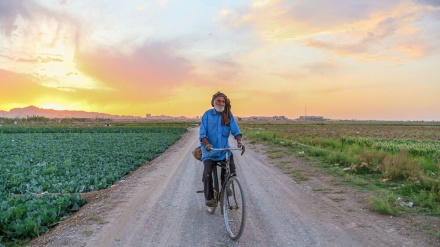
210, 108, 221, 115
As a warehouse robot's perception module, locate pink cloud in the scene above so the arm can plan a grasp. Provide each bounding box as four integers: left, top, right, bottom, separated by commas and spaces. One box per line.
75, 41, 193, 102
240, 0, 439, 61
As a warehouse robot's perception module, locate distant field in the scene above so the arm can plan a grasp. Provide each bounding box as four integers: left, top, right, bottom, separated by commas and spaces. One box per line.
242, 121, 440, 216
241, 121, 440, 140
0, 125, 187, 245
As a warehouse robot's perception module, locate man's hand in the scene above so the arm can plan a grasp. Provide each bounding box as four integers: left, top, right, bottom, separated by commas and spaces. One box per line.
237, 141, 243, 148
237, 141, 245, 155
205, 143, 212, 152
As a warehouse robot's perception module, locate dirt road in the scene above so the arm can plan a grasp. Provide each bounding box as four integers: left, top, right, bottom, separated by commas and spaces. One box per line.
29, 128, 437, 247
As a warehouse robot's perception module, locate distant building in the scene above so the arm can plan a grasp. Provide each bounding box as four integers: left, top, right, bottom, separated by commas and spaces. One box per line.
140, 114, 197, 122
240, 116, 290, 122
298, 116, 326, 121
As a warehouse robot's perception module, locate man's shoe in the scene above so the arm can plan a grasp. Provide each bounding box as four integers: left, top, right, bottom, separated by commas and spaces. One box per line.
205, 199, 217, 207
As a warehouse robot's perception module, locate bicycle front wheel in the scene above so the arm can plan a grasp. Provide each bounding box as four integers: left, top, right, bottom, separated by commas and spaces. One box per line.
223, 176, 246, 240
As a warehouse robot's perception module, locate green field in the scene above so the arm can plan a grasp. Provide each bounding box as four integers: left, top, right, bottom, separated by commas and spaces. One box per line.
242, 121, 440, 218
2, 119, 439, 244
0, 125, 186, 246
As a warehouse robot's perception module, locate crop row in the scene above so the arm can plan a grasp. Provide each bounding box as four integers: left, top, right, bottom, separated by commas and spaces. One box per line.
0, 126, 186, 245
0, 192, 86, 242
341, 137, 440, 157
0, 126, 184, 134
1, 132, 183, 193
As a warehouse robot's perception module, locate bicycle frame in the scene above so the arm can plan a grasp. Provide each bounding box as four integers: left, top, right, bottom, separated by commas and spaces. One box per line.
209, 147, 246, 240
209, 148, 242, 214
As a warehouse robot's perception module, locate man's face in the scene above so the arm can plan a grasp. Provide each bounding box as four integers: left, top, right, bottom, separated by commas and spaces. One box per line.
214, 96, 225, 112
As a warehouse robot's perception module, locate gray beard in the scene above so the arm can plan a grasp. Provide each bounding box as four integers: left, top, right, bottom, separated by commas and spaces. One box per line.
214, 102, 225, 112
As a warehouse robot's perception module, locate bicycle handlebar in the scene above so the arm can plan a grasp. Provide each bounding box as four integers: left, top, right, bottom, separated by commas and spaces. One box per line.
210, 147, 245, 156
210, 148, 242, 151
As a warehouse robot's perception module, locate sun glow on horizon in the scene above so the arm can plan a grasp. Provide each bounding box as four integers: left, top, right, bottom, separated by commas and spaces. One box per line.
40, 103, 77, 111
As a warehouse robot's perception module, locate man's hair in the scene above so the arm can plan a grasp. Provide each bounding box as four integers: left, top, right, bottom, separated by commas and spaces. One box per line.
211, 91, 231, 125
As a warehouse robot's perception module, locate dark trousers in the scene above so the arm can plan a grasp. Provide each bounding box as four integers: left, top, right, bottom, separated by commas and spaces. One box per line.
202, 154, 236, 201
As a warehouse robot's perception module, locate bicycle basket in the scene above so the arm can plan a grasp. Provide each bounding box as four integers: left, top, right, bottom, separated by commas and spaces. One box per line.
192, 146, 202, 161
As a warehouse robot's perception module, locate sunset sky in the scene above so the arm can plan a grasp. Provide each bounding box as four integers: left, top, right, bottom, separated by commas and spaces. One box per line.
1, 0, 439, 121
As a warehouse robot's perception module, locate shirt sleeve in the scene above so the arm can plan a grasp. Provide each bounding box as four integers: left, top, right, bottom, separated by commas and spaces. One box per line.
199, 112, 208, 142
230, 113, 242, 139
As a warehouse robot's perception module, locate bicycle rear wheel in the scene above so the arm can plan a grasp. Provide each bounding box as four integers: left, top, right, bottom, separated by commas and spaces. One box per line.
223, 176, 246, 240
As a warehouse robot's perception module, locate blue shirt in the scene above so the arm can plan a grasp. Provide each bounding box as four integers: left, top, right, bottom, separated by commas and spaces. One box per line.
199, 108, 242, 161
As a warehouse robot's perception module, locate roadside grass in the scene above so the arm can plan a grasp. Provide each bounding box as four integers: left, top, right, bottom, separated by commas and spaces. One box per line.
242, 122, 440, 217
369, 190, 405, 216
87, 214, 108, 225
313, 188, 333, 194
330, 177, 344, 186
268, 151, 284, 159
83, 230, 94, 237
289, 170, 309, 182
331, 197, 345, 202
275, 160, 310, 182
265, 145, 311, 182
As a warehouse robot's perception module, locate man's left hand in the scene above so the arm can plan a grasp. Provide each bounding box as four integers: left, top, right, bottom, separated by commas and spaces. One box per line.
237, 141, 243, 148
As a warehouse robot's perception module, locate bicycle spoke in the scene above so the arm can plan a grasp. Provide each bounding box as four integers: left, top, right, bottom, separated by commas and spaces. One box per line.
223, 177, 246, 240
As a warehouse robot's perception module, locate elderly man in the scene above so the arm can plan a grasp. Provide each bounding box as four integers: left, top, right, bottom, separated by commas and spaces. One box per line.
199, 91, 243, 207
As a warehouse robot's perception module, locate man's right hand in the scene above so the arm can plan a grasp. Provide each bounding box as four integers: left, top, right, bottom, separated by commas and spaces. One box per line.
206, 144, 212, 152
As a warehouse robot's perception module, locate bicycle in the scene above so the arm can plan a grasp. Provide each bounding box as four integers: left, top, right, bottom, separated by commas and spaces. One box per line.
197, 147, 246, 240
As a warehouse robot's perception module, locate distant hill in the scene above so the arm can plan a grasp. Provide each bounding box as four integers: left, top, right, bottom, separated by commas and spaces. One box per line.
0, 106, 141, 119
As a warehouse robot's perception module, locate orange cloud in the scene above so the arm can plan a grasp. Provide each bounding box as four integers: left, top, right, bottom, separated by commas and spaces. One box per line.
240, 0, 439, 62
74, 41, 193, 103
0, 69, 74, 110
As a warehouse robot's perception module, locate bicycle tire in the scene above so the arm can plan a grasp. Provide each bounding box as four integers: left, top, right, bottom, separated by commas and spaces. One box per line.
223, 176, 246, 240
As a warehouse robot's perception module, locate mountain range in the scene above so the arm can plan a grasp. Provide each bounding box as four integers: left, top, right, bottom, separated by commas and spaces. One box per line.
0, 106, 141, 119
